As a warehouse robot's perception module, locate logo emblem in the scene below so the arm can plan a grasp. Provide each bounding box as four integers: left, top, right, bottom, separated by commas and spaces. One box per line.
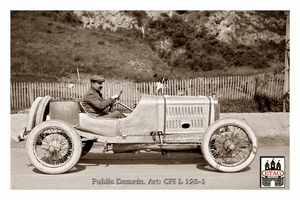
260, 156, 285, 188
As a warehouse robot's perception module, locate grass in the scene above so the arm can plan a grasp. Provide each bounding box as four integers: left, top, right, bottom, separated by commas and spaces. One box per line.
11, 11, 166, 82
10, 11, 288, 113
219, 97, 284, 113
11, 11, 286, 84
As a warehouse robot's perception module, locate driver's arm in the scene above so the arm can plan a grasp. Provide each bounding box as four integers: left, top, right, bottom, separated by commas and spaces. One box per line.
84, 93, 114, 110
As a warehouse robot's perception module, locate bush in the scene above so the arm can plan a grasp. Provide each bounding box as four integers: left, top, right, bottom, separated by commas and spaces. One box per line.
228, 49, 271, 69
266, 52, 275, 60
172, 32, 186, 48
193, 55, 224, 71
172, 37, 186, 48
115, 28, 142, 40
98, 40, 105, 45
124, 11, 147, 26
73, 54, 84, 62
219, 97, 283, 113
254, 94, 283, 112
219, 99, 258, 113
158, 49, 171, 61
63, 12, 81, 24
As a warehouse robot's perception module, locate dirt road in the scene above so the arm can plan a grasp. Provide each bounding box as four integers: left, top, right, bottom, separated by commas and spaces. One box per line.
11, 142, 289, 190
10, 112, 290, 190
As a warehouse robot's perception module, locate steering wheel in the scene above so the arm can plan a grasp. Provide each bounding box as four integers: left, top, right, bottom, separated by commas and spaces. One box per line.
108, 90, 134, 112
109, 100, 119, 111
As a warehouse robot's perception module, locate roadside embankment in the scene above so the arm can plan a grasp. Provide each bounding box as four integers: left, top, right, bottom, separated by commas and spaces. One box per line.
221, 113, 289, 146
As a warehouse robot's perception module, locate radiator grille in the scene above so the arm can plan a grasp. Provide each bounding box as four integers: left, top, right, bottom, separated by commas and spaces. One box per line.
166, 105, 208, 132
167, 106, 204, 117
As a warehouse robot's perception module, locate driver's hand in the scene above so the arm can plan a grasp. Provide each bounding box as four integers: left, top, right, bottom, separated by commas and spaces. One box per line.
111, 93, 120, 100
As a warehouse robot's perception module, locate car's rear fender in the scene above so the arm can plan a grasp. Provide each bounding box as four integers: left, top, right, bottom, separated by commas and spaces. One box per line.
24, 96, 44, 134
22, 96, 52, 138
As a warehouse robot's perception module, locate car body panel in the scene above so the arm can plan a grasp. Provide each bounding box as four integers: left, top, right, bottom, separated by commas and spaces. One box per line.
50, 100, 80, 127
120, 95, 164, 136
24, 94, 258, 174
76, 95, 163, 137
164, 95, 212, 134
78, 113, 118, 136
77, 95, 215, 137
24, 94, 217, 144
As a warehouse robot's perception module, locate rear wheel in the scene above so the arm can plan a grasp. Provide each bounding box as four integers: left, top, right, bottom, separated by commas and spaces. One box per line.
81, 140, 94, 157
201, 118, 257, 172
26, 120, 82, 174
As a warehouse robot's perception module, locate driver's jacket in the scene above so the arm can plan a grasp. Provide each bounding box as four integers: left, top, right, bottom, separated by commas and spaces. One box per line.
82, 87, 114, 117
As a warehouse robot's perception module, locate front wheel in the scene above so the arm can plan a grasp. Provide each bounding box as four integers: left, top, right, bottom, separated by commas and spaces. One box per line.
26, 120, 82, 174
201, 118, 257, 172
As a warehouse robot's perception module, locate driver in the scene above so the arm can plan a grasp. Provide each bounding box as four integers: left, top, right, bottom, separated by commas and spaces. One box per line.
82, 75, 123, 118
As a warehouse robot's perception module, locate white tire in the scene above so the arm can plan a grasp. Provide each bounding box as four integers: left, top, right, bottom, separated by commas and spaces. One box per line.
26, 120, 82, 174
201, 118, 258, 172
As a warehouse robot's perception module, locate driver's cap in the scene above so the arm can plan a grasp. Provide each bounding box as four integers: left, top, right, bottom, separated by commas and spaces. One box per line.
90, 75, 105, 83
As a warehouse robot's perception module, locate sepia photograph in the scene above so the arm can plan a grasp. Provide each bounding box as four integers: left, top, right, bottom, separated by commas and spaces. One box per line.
5, 0, 298, 198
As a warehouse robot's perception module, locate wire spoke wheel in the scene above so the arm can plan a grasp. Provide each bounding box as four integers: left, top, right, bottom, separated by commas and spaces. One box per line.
209, 125, 252, 167
34, 129, 74, 167
201, 119, 257, 172
26, 120, 82, 174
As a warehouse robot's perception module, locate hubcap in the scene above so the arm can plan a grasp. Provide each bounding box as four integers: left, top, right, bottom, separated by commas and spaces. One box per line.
224, 140, 235, 151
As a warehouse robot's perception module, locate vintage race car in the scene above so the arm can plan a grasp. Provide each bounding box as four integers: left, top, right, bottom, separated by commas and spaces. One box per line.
22, 94, 257, 174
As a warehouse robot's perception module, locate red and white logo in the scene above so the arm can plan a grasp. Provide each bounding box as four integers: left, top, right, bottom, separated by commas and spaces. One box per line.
262, 170, 284, 177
